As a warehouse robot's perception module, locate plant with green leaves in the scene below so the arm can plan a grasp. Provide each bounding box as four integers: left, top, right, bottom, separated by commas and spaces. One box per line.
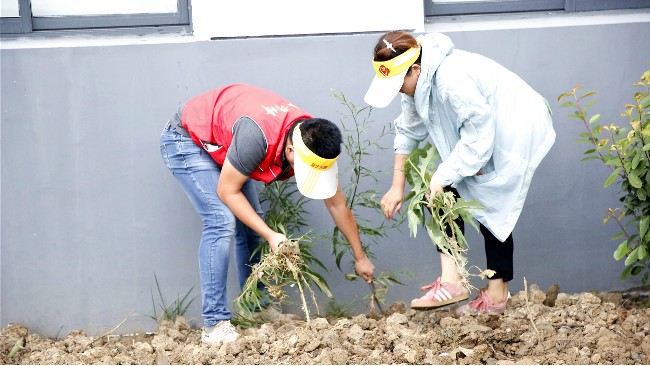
232, 180, 330, 324
329, 89, 411, 314
329, 89, 403, 267
403, 143, 491, 290
259, 180, 311, 239
558, 67, 650, 283
149, 273, 196, 323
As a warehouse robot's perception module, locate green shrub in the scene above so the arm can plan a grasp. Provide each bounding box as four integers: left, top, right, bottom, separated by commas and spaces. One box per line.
558, 67, 650, 283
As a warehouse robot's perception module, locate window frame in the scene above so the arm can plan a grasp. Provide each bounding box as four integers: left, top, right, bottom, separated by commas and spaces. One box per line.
1, 0, 190, 35
425, 0, 650, 16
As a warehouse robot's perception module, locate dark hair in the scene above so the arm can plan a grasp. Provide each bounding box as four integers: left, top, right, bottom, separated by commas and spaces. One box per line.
290, 118, 342, 159
373, 31, 421, 75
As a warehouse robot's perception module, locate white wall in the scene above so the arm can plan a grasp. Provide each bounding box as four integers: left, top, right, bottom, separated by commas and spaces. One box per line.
190, 0, 424, 39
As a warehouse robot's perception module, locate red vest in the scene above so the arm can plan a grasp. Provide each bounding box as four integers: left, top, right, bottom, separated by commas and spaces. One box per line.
181, 84, 311, 183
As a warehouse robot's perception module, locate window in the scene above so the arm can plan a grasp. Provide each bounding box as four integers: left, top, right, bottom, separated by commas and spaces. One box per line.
0, 0, 190, 34
425, 0, 650, 16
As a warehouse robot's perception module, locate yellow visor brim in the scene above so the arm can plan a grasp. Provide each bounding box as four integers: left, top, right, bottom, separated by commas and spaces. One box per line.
292, 125, 339, 199
372, 47, 421, 79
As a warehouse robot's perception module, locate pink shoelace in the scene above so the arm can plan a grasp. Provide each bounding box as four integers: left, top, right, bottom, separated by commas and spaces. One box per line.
467, 289, 492, 311
420, 278, 442, 295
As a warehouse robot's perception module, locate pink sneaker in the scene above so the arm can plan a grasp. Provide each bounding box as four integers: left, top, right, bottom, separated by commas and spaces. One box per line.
411, 278, 469, 310
455, 289, 510, 316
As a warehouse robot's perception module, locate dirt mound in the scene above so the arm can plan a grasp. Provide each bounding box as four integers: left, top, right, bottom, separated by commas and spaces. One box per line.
2, 285, 649, 365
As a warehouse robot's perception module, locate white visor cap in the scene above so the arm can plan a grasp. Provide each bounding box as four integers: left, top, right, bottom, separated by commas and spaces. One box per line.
292, 125, 339, 199
363, 68, 409, 108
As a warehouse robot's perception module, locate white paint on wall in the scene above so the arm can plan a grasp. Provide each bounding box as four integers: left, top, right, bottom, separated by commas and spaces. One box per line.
190, 0, 425, 39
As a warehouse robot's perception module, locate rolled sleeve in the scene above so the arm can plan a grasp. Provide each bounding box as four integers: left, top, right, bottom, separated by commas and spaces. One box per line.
392, 100, 429, 155
431, 163, 464, 187
393, 132, 419, 155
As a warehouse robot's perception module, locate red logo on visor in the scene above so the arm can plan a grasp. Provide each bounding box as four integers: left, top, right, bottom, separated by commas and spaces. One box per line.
379, 65, 390, 77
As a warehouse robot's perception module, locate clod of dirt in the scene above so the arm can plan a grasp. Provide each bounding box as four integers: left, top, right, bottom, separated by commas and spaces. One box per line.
2, 286, 649, 365
543, 283, 560, 307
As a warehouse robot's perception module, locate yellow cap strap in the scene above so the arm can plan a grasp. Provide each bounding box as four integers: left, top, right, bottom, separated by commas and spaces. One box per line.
293, 125, 338, 171
373, 46, 421, 79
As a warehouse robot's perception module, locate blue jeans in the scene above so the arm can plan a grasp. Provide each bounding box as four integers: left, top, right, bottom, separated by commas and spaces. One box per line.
160, 124, 264, 326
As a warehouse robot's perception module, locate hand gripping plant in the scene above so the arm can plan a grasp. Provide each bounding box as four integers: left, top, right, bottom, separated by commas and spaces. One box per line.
235, 236, 332, 323
233, 181, 331, 324
558, 66, 650, 283
403, 143, 493, 290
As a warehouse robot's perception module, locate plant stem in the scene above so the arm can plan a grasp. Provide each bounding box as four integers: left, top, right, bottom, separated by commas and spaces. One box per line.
573, 94, 614, 172
524, 277, 542, 344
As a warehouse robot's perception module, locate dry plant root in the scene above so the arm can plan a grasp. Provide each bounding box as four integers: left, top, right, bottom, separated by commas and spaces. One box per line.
234, 237, 331, 324
524, 277, 543, 344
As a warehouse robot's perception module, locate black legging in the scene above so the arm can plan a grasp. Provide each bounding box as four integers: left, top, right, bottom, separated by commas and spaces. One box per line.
433, 188, 514, 282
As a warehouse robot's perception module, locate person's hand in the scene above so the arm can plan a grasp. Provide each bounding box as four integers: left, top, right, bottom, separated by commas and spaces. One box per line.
267, 232, 288, 253
429, 177, 444, 196
380, 186, 404, 220
426, 177, 445, 206
354, 256, 375, 283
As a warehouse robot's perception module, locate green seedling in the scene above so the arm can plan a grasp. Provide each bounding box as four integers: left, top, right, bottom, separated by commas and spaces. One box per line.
149, 273, 196, 323
346, 271, 412, 318
8, 338, 25, 358
324, 298, 354, 319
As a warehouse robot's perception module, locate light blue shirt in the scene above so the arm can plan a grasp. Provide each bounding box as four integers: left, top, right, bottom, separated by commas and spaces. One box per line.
393, 33, 556, 241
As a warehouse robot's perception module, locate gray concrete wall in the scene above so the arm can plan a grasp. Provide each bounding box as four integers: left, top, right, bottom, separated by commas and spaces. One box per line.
2, 20, 650, 337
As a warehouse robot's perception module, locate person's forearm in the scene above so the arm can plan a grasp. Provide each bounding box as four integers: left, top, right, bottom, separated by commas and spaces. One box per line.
391, 153, 408, 189
342, 221, 366, 261
325, 191, 367, 261
220, 191, 274, 242
337, 211, 367, 261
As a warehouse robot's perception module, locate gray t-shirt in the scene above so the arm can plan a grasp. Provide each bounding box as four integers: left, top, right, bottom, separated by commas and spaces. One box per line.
170, 107, 270, 176
227, 117, 267, 176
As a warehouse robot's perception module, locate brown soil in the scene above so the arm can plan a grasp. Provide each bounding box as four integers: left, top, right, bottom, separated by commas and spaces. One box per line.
2, 284, 649, 365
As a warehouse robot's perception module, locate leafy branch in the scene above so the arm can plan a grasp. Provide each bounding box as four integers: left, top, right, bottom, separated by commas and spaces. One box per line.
559, 66, 650, 283
329, 90, 411, 316
403, 143, 491, 290
330, 89, 404, 269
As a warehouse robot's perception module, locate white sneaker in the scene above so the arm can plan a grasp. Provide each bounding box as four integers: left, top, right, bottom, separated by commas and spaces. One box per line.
201, 320, 239, 345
